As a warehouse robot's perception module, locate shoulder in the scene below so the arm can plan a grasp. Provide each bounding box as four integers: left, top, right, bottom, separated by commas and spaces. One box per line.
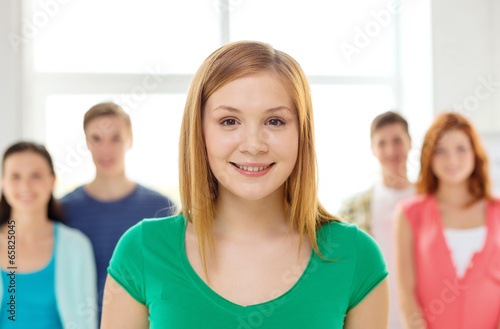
118, 213, 185, 247
132, 185, 177, 217
488, 197, 500, 218
108, 214, 185, 286
337, 188, 373, 220
60, 185, 86, 204
337, 189, 373, 230
135, 184, 167, 199
134, 185, 175, 204
316, 220, 381, 260
489, 197, 500, 208
340, 189, 373, 208
141, 213, 185, 234
397, 193, 431, 215
317, 219, 357, 239
56, 222, 92, 249
315, 220, 387, 300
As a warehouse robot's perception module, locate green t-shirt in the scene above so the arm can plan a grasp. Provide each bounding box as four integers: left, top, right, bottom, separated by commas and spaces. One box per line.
108, 214, 387, 328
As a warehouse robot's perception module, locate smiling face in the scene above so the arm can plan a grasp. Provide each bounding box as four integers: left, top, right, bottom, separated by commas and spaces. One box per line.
2, 151, 55, 215
431, 129, 476, 186
85, 115, 132, 177
202, 71, 299, 202
371, 123, 411, 172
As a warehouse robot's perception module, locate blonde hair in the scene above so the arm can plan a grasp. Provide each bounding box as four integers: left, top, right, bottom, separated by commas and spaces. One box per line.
179, 41, 339, 272
83, 102, 132, 137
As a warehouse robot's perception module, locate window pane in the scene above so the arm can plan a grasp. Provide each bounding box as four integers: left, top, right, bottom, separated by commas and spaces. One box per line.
45, 94, 185, 204
34, 0, 219, 73
230, 0, 396, 76
311, 85, 395, 212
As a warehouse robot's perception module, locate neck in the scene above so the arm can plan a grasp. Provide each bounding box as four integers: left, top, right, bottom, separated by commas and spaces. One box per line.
213, 188, 290, 240
5, 209, 53, 241
86, 175, 136, 201
435, 182, 474, 207
381, 166, 410, 189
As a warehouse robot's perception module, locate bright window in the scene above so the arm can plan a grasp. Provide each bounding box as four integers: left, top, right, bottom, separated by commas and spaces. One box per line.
26, 0, 404, 212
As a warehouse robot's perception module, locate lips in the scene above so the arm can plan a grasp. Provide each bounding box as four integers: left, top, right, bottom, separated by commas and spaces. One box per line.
231, 162, 274, 172
17, 194, 36, 202
444, 167, 461, 174
98, 159, 114, 166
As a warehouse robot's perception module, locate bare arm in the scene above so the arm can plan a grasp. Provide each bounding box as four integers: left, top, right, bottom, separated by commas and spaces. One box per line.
394, 210, 426, 329
100, 275, 149, 329
344, 278, 389, 329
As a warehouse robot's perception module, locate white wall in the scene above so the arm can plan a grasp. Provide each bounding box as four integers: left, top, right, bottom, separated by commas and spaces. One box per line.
431, 0, 500, 133
0, 0, 23, 154
494, 0, 500, 127
399, 0, 434, 133
1, 1, 498, 147
398, 0, 433, 181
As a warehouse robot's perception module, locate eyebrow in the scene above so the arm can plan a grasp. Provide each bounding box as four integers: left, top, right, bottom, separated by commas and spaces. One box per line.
8, 167, 45, 173
212, 105, 293, 114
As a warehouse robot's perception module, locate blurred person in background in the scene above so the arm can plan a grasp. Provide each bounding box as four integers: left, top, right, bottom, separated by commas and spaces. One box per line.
61, 102, 176, 323
395, 112, 500, 329
338, 110, 415, 329
0, 142, 96, 329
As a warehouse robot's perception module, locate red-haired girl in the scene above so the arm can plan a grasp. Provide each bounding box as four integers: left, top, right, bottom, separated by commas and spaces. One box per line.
395, 112, 500, 329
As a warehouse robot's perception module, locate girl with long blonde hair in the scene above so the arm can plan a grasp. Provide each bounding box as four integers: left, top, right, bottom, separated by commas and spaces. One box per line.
102, 41, 389, 329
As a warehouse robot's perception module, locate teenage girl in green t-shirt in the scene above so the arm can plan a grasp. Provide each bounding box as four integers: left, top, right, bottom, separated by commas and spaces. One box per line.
101, 40, 389, 329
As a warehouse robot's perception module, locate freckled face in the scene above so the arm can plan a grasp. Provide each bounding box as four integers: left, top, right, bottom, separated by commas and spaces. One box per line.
202, 72, 299, 202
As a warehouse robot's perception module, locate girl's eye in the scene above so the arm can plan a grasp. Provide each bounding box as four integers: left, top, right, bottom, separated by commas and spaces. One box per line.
266, 118, 285, 126
435, 147, 445, 155
221, 119, 238, 126
457, 146, 467, 152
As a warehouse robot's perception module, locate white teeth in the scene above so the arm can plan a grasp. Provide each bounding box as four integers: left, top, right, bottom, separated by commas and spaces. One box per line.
235, 164, 270, 172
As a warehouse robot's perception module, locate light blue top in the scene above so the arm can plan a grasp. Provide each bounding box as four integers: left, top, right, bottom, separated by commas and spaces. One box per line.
1, 223, 62, 328
0, 222, 97, 329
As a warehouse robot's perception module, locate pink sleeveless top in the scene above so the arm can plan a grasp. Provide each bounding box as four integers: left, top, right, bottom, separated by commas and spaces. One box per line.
400, 194, 500, 329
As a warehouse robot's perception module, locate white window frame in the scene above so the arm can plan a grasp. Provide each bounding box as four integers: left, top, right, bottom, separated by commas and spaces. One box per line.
21, 0, 403, 143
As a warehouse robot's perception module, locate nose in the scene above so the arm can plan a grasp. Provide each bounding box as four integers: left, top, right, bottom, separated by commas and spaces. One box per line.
94, 139, 114, 155
238, 126, 269, 155
19, 177, 33, 192
385, 142, 398, 157
447, 150, 461, 165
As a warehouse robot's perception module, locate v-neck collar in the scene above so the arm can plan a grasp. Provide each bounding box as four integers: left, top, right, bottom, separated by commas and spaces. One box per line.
429, 194, 493, 283
178, 218, 315, 316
